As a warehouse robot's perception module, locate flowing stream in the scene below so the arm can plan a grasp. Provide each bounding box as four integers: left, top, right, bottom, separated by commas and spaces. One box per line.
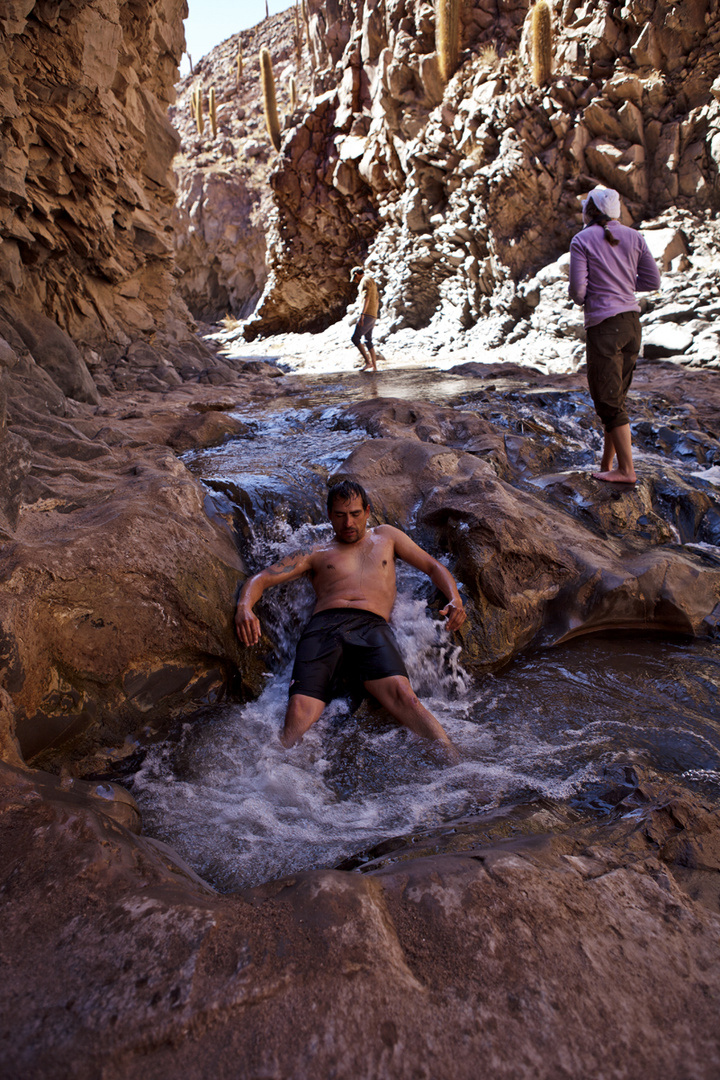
129, 367, 720, 892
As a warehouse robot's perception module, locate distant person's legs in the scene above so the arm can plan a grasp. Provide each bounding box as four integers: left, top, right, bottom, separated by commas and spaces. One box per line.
351, 318, 372, 368
352, 315, 377, 372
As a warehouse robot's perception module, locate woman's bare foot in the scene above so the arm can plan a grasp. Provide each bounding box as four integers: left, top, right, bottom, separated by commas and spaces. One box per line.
592, 468, 636, 484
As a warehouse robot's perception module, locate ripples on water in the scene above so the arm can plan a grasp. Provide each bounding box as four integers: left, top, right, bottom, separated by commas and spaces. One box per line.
130, 369, 720, 891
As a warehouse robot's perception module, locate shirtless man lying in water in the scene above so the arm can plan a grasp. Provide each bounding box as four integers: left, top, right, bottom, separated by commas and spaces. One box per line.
235, 479, 466, 754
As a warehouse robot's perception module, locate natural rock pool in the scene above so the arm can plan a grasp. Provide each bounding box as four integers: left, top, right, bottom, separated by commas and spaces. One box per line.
129, 364, 720, 891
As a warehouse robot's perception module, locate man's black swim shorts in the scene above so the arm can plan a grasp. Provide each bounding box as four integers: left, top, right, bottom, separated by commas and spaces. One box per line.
289, 608, 408, 702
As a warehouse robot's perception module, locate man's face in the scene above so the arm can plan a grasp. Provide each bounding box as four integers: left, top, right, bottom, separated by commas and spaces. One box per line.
329, 495, 369, 544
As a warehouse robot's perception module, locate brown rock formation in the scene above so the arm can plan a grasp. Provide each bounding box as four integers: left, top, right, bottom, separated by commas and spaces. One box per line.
172, 0, 720, 339
170, 11, 317, 323
2, 756, 720, 1079
0, 359, 298, 772
1, 6, 720, 1075
0, 0, 227, 392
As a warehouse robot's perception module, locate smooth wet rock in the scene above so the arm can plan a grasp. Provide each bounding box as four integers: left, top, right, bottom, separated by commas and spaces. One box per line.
0, 382, 286, 771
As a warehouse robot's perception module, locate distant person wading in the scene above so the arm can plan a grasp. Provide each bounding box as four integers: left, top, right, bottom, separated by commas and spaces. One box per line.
350, 266, 379, 373
569, 186, 661, 484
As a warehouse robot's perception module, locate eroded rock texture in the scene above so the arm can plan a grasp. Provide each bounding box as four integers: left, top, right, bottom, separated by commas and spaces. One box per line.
0, 0, 227, 391
0, 3, 291, 766
1, 5, 720, 1075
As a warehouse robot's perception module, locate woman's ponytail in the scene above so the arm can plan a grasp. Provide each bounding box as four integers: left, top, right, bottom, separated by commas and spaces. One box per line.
584, 197, 620, 246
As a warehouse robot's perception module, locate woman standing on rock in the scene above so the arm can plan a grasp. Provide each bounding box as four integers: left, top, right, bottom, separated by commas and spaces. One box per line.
569, 186, 661, 484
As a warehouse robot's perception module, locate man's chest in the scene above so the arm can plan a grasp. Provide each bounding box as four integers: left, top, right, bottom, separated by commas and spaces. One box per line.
311, 541, 395, 582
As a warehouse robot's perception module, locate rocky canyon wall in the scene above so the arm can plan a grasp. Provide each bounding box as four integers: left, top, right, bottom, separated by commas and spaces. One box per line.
171, 0, 720, 336
0, 0, 223, 398
0, 2, 275, 773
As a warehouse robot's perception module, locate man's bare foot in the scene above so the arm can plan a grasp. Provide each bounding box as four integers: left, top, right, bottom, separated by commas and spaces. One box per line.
592, 469, 636, 484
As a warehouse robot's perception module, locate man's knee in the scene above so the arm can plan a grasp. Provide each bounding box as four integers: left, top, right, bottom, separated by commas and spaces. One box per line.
370, 675, 417, 708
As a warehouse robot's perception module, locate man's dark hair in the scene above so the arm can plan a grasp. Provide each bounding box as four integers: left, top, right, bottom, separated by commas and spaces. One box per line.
327, 480, 369, 515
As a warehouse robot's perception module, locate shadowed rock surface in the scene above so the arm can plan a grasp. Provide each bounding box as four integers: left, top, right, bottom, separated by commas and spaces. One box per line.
2, 755, 720, 1080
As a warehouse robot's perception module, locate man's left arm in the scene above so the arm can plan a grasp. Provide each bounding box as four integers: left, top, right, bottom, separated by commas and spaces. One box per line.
388, 527, 466, 631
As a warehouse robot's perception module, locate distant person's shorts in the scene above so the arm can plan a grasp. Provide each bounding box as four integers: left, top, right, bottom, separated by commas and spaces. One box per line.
352, 314, 376, 350
585, 310, 641, 431
289, 608, 408, 703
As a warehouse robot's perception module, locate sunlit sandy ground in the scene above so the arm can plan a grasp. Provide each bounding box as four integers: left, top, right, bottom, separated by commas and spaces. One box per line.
205, 312, 585, 378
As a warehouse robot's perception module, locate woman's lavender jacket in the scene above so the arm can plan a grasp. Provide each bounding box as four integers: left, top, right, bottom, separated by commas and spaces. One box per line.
568, 221, 661, 328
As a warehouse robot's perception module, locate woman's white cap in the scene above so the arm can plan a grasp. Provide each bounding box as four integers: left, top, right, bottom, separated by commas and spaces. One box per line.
582, 186, 622, 219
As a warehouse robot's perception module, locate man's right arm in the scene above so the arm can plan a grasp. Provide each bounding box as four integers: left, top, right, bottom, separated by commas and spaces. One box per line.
235, 550, 313, 646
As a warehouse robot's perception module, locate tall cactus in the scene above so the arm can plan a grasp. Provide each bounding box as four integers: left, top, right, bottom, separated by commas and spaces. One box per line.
295, 0, 303, 67
436, 0, 461, 85
191, 85, 204, 134
531, 0, 552, 87
290, 75, 297, 111
259, 47, 281, 151
209, 86, 217, 137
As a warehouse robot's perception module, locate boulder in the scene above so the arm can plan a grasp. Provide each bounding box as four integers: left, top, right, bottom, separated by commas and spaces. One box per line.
11, 310, 100, 404
642, 323, 694, 358
329, 436, 720, 668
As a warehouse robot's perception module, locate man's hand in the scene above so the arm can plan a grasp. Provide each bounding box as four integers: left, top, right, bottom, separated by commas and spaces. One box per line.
235, 603, 262, 646
440, 600, 466, 633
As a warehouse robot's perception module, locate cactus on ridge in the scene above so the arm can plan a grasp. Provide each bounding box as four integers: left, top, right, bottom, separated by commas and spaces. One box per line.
209, 86, 217, 137
436, 0, 461, 85
302, 0, 316, 70
191, 85, 204, 134
531, 0, 552, 87
259, 47, 281, 151
236, 43, 243, 87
